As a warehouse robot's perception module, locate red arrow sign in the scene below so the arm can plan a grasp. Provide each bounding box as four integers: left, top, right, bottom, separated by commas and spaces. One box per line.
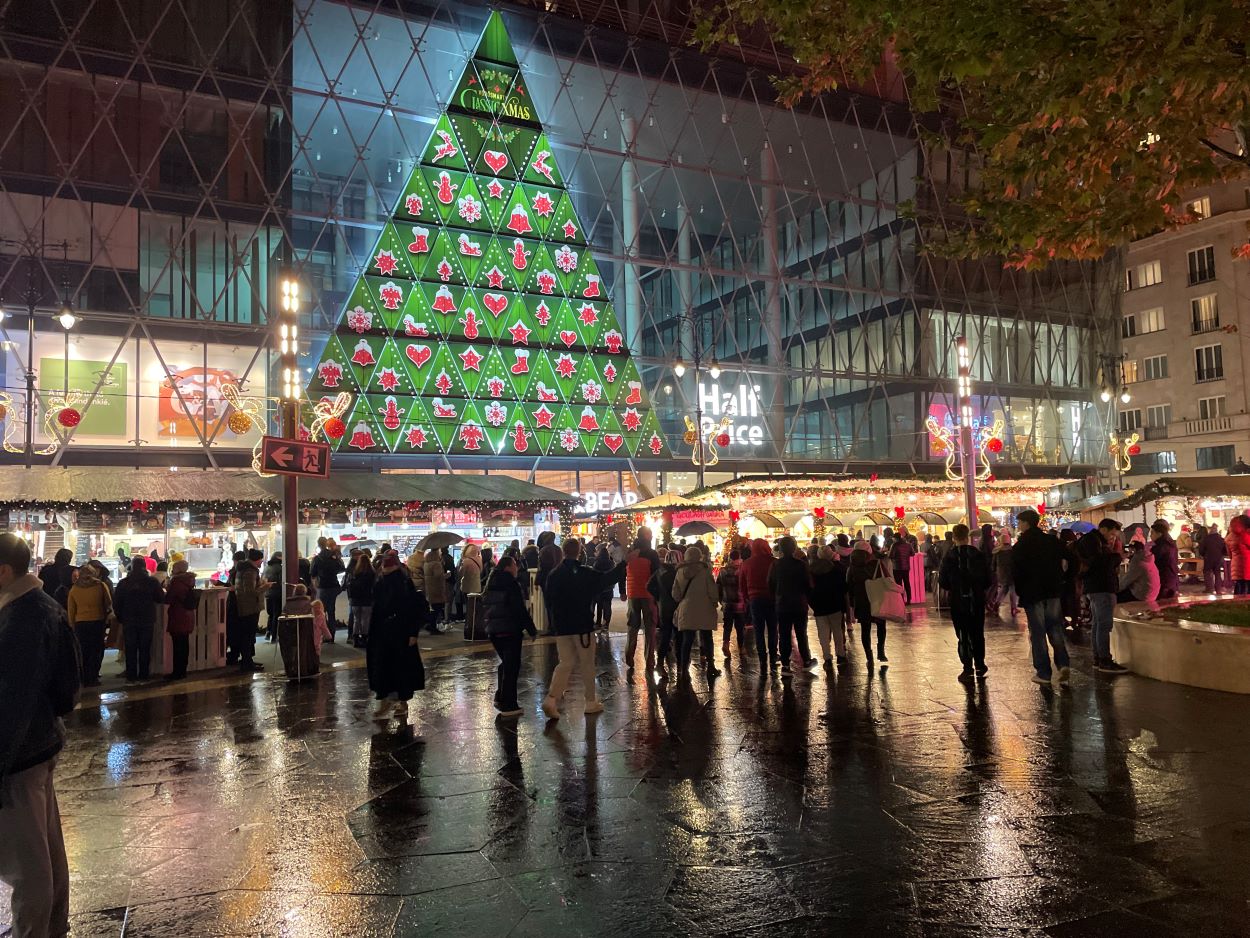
261, 436, 331, 479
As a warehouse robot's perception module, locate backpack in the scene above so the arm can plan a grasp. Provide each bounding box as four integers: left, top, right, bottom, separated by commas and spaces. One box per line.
50, 614, 83, 715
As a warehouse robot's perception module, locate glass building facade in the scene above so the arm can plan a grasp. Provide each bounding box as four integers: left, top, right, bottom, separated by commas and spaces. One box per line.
0, 0, 1116, 492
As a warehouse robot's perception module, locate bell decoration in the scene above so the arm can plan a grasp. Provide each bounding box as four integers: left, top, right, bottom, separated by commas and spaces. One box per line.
325, 417, 346, 440
227, 410, 253, 435
57, 407, 82, 428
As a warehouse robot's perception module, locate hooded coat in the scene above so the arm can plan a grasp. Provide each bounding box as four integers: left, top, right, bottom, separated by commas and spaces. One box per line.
672, 546, 719, 632
1151, 532, 1180, 596
1120, 547, 1160, 602
740, 538, 775, 604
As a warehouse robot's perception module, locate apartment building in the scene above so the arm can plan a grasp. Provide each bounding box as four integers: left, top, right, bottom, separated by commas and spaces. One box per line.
1119, 180, 1250, 476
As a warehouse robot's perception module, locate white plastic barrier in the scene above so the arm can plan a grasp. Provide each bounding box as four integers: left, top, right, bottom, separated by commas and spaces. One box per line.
148, 586, 229, 676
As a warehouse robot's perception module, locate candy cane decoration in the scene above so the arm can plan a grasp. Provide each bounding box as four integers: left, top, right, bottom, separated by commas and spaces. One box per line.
308, 392, 354, 442
221, 384, 274, 477
0, 392, 57, 455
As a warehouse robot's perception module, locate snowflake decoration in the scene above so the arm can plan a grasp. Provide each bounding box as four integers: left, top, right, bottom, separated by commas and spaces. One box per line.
580, 380, 603, 403
558, 428, 580, 452
457, 194, 483, 224
346, 305, 373, 333
485, 401, 507, 427
554, 245, 578, 274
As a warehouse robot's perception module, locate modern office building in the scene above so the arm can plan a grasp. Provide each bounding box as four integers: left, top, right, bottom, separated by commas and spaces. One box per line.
0, 0, 1116, 502
1118, 179, 1250, 477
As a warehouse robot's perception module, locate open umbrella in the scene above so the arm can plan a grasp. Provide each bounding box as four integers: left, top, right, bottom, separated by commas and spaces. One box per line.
675, 520, 717, 537
1060, 520, 1095, 534
416, 531, 464, 551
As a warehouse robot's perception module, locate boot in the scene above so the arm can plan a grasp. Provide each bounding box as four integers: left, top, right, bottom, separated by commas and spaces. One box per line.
877, 642, 888, 663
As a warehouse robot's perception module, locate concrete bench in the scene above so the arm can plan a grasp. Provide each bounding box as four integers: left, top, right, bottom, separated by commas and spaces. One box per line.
1112, 605, 1250, 694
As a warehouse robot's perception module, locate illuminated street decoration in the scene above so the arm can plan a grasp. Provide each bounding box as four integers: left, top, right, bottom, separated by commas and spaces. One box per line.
305, 12, 669, 459
926, 414, 1004, 482
221, 384, 275, 477
1108, 430, 1141, 473
684, 413, 733, 468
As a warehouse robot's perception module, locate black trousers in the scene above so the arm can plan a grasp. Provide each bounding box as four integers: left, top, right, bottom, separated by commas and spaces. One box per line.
657, 614, 676, 663
75, 619, 106, 684
859, 616, 886, 655
171, 634, 190, 678
950, 602, 985, 667
750, 598, 779, 664
230, 613, 259, 664
777, 603, 812, 664
266, 594, 282, 638
722, 608, 746, 644
677, 630, 714, 672
491, 633, 523, 710
894, 568, 911, 603
595, 593, 612, 626
123, 621, 154, 679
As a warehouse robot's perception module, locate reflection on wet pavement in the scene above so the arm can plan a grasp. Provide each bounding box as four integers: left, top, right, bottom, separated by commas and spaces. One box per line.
19, 607, 1250, 935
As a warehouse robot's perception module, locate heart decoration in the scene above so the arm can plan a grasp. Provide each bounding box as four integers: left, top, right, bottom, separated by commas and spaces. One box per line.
603, 434, 624, 453
482, 292, 509, 317
405, 344, 432, 368
559, 330, 578, 347
482, 150, 509, 174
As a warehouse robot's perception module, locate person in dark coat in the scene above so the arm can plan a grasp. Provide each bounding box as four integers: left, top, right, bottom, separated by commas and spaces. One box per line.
1058, 529, 1084, 629
592, 544, 616, 628
716, 549, 747, 659
889, 529, 914, 603
541, 539, 623, 720
368, 551, 428, 720
483, 556, 537, 718
939, 524, 991, 680
1150, 520, 1180, 600
163, 560, 198, 680
1076, 518, 1127, 674
768, 536, 815, 672
651, 550, 680, 670
112, 557, 166, 681
1012, 510, 1072, 684
37, 548, 75, 607
310, 543, 345, 637
346, 552, 376, 647
263, 552, 283, 642
1199, 523, 1229, 594
808, 546, 849, 667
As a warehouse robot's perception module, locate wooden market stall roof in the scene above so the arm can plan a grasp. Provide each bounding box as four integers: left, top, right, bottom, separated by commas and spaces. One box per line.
0, 467, 574, 511
1116, 474, 1250, 510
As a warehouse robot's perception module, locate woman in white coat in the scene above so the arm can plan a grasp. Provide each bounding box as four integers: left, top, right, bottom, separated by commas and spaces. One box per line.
672, 542, 721, 680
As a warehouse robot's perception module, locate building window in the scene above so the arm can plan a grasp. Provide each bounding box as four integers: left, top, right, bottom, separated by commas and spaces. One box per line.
1187, 245, 1216, 285
1118, 409, 1142, 433
1125, 260, 1162, 290
1196, 444, 1236, 471
1142, 354, 1168, 380
1146, 404, 1171, 428
1132, 451, 1178, 474
1122, 359, 1139, 383
1121, 315, 1136, 339
1188, 196, 1212, 219
1195, 344, 1223, 382
1191, 294, 1219, 333
1123, 307, 1164, 338
1198, 396, 1226, 420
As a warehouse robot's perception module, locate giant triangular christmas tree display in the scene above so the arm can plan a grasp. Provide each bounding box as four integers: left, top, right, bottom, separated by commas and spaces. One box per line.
306, 12, 670, 460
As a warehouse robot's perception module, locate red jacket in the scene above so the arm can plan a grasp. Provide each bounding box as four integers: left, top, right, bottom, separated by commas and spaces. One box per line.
164, 572, 198, 636
740, 538, 775, 603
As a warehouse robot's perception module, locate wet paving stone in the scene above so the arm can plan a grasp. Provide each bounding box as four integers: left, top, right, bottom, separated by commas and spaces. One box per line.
7, 606, 1250, 935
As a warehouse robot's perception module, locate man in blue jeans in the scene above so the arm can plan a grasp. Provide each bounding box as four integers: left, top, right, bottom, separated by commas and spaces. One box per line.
1010, 510, 1071, 685
1077, 518, 1129, 674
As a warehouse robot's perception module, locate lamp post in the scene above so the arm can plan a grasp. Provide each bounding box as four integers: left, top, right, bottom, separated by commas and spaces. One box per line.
955, 336, 978, 526
674, 336, 720, 489
278, 273, 301, 602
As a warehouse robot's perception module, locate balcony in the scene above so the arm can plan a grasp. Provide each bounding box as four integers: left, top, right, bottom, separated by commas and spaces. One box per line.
1172, 413, 1250, 437
1142, 425, 1170, 441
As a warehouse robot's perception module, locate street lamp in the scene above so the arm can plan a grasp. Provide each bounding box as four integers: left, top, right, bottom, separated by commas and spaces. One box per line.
955, 335, 978, 526
277, 272, 301, 605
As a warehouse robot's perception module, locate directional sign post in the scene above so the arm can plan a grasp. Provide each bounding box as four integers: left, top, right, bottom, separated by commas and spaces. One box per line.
261, 437, 331, 479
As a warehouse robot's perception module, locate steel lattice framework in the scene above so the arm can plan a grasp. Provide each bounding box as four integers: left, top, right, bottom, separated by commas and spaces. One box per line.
0, 0, 1118, 477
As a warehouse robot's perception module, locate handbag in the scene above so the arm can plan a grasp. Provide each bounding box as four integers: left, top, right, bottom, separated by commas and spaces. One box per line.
865, 561, 907, 623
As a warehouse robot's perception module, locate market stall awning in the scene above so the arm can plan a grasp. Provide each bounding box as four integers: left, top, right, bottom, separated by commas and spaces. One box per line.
0, 466, 574, 511
1118, 475, 1250, 510
1055, 490, 1130, 514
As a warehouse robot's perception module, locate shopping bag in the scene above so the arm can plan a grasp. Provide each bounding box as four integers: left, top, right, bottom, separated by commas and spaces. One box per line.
866, 563, 907, 623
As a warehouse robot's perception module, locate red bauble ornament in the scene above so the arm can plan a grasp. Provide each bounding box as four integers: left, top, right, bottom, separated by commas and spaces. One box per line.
986, 437, 1003, 453
325, 417, 346, 440
716, 432, 730, 448
1128, 443, 1142, 456
57, 407, 81, 428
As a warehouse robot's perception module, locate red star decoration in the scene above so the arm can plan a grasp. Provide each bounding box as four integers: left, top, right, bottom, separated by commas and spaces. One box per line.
648, 433, 664, 455
562, 220, 579, 239
485, 266, 507, 289
535, 301, 552, 326
532, 192, 555, 217
622, 407, 642, 432
459, 346, 484, 371
376, 368, 401, 391
508, 321, 532, 345
374, 250, 399, 276
555, 354, 577, 379
405, 426, 427, 448
577, 303, 599, 327
533, 404, 555, 429
486, 179, 504, 199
